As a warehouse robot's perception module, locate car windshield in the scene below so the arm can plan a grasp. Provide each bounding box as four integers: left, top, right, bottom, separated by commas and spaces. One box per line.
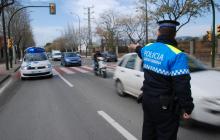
65, 53, 77, 57
54, 53, 61, 55
24, 53, 47, 62
187, 55, 207, 72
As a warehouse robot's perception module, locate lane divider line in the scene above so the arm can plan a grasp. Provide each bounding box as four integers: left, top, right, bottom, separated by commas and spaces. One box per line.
97, 111, 138, 140
53, 69, 74, 87
0, 78, 13, 95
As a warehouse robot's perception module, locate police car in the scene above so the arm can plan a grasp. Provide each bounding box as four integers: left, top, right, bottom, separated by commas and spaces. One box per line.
20, 47, 53, 80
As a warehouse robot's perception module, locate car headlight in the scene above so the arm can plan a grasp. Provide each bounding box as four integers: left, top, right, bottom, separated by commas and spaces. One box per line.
46, 64, 52, 68
65, 58, 70, 62
21, 66, 28, 70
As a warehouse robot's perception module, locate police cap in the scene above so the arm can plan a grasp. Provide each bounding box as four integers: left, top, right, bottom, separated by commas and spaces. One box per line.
157, 20, 180, 29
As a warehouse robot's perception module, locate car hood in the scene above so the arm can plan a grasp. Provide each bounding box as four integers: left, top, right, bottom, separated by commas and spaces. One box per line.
22, 60, 50, 67
191, 70, 220, 98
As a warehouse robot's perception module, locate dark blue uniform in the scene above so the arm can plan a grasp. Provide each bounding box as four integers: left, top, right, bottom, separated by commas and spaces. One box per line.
136, 38, 194, 140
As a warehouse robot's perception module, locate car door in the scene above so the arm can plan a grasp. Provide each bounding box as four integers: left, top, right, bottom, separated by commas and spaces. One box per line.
132, 57, 144, 97
114, 55, 129, 90
123, 54, 139, 97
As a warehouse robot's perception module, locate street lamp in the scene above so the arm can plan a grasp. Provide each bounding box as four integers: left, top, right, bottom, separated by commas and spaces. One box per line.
70, 12, 81, 54
144, 0, 148, 44
210, 0, 216, 68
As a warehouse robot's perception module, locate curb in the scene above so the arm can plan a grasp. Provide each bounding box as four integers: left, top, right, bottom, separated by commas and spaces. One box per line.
0, 65, 21, 109
0, 65, 20, 87
0, 75, 11, 86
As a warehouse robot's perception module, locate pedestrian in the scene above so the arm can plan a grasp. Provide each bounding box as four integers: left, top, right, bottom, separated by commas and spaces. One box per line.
128, 20, 194, 140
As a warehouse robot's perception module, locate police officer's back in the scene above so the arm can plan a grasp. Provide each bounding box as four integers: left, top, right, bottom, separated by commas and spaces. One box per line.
129, 20, 194, 140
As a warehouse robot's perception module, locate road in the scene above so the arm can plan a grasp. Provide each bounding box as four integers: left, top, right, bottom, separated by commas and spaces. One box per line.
0, 58, 219, 140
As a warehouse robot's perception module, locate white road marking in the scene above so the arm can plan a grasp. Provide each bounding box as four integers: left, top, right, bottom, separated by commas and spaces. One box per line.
97, 111, 138, 140
70, 67, 88, 73
82, 66, 93, 71
0, 78, 13, 95
53, 69, 74, 87
52, 69, 58, 76
60, 67, 75, 74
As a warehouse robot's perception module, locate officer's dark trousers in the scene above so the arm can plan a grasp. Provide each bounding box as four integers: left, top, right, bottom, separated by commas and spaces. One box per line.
142, 95, 179, 140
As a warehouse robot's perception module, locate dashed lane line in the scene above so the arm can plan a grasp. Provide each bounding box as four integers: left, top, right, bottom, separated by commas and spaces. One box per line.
53, 69, 74, 87
97, 111, 138, 140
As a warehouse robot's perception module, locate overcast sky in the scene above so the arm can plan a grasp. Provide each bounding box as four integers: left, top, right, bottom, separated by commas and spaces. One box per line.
21, 0, 220, 46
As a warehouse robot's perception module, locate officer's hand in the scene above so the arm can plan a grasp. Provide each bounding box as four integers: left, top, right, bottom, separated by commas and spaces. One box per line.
183, 113, 190, 120
128, 43, 139, 50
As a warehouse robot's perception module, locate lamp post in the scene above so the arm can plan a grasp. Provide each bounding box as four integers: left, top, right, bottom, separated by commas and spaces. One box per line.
144, 0, 148, 44
210, 0, 216, 68
70, 12, 81, 54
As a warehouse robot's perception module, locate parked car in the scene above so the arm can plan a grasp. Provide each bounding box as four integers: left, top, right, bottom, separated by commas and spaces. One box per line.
113, 53, 220, 126
52, 50, 62, 61
61, 52, 82, 66
101, 51, 117, 62
46, 52, 52, 59
20, 47, 53, 80
75, 51, 81, 58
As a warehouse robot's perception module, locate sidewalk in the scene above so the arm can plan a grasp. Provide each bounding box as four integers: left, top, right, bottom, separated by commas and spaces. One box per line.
0, 62, 21, 85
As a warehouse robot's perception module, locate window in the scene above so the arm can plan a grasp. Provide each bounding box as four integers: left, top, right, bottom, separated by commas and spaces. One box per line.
125, 54, 137, 69
187, 55, 207, 72
65, 53, 77, 57
118, 58, 125, 66
24, 53, 48, 62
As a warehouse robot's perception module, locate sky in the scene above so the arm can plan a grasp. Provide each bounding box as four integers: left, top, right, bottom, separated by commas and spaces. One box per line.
21, 0, 220, 46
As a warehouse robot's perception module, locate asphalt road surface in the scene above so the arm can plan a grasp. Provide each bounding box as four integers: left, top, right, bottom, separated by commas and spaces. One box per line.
0, 59, 219, 140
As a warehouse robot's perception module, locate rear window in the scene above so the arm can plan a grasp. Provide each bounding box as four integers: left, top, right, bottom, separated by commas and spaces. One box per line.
65, 53, 77, 57
24, 53, 47, 62
54, 53, 61, 55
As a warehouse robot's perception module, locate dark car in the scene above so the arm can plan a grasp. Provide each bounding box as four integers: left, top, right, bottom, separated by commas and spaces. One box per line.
61, 52, 82, 67
101, 52, 117, 62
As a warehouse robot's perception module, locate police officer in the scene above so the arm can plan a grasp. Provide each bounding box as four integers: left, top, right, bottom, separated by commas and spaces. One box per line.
129, 20, 194, 140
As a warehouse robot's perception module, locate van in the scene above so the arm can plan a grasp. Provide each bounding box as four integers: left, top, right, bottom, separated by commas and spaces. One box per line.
52, 50, 61, 61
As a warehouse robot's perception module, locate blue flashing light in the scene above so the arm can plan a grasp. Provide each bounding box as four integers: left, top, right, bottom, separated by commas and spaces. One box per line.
26, 47, 45, 53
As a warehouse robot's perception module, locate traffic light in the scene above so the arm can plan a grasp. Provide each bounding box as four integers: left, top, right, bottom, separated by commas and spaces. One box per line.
217, 25, 220, 36
7, 38, 13, 48
207, 31, 212, 41
49, 3, 56, 15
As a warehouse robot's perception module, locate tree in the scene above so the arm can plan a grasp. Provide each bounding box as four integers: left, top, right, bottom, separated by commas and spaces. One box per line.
118, 14, 146, 44
96, 10, 121, 52
145, 0, 220, 31
4, 0, 35, 59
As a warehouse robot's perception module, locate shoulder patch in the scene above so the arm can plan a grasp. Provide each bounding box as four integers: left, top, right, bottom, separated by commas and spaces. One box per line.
166, 44, 181, 54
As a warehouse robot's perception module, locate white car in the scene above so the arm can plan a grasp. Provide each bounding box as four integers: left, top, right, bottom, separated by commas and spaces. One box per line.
52, 50, 62, 61
20, 47, 53, 80
113, 53, 220, 126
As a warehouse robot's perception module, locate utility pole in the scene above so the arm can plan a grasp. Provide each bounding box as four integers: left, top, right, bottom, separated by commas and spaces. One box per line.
1, 0, 9, 70
145, 0, 148, 44
210, 0, 216, 68
85, 6, 94, 57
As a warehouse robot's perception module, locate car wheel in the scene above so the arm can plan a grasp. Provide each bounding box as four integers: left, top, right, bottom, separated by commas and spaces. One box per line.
21, 77, 26, 80
102, 71, 107, 78
48, 74, 53, 78
116, 80, 126, 97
